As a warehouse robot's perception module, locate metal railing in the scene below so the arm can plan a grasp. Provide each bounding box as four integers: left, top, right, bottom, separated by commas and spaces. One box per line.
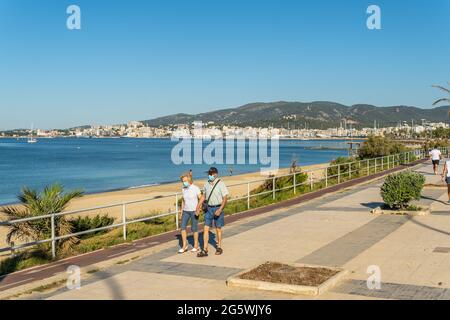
1, 147, 448, 258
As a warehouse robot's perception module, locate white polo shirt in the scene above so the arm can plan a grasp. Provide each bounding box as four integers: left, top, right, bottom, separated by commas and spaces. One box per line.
182, 184, 201, 212
429, 149, 441, 161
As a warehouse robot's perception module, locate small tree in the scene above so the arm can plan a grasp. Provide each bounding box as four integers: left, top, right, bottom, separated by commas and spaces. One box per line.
358, 135, 406, 159
1, 184, 83, 256
380, 172, 425, 210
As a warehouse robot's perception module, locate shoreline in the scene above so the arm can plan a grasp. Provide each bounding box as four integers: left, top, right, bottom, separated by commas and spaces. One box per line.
0, 162, 330, 208
0, 136, 366, 141
0, 162, 329, 253
1, 162, 328, 208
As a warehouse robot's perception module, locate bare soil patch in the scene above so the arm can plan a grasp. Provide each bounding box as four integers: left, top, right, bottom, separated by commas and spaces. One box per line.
239, 262, 339, 287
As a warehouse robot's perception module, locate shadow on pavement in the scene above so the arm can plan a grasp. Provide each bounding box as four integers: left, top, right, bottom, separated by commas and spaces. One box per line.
410, 217, 450, 236
421, 195, 449, 206
361, 202, 384, 209
176, 231, 218, 250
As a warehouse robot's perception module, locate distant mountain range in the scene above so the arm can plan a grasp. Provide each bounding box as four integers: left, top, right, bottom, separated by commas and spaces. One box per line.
142, 101, 450, 129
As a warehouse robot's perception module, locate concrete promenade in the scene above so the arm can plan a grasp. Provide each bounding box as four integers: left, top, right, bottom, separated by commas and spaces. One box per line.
11, 161, 450, 299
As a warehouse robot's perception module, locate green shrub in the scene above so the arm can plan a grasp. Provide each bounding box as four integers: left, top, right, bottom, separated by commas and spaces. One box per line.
358, 136, 407, 159
422, 139, 450, 153
0, 250, 51, 276
70, 214, 115, 238
380, 171, 425, 209
432, 128, 450, 139
327, 156, 357, 178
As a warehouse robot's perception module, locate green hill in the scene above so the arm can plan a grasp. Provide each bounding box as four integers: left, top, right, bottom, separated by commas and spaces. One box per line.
143, 101, 449, 129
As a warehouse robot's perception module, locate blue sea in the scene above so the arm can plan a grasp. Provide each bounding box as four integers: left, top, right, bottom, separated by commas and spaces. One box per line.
0, 138, 354, 205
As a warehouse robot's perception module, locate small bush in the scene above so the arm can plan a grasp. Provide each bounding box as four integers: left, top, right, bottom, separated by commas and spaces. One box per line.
380, 171, 425, 209
70, 214, 115, 238
327, 156, 357, 178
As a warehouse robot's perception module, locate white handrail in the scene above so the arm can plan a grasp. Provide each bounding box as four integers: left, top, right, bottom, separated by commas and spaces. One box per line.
0, 146, 446, 258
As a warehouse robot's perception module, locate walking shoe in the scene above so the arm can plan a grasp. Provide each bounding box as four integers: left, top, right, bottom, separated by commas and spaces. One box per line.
197, 249, 208, 257
178, 247, 188, 254
215, 247, 223, 255
190, 247, 199, 253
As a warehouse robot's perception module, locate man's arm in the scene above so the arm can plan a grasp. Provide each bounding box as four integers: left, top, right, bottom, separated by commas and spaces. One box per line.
215, 183, 229, 216
215, 196, 228, 216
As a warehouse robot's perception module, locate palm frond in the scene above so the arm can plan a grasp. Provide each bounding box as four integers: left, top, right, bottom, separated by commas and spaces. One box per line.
432, 98, 450, 106
1, 184, 84, 254
432, 85, 450, 94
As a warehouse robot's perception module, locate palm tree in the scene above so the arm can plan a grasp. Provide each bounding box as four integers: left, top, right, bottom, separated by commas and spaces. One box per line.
432, 82, 450, 106
1, 184, 83, 256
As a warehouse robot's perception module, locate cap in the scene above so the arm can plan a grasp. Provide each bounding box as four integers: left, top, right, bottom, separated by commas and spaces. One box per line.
207, 167, 218, 175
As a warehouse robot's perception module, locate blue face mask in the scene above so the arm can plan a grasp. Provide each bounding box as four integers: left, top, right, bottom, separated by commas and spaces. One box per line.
183, 181, 189, 188
208, 175, 215, 182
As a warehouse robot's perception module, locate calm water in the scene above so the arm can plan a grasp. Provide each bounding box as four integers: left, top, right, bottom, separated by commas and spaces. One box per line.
0, 138, 354, 205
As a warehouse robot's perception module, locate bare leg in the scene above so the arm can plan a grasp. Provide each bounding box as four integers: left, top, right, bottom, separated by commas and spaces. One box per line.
203, 226, 210, 251
193, 232, 199, 249
447, 185, 450, 201
181, 230, 187, 249
216, 227, 223, 248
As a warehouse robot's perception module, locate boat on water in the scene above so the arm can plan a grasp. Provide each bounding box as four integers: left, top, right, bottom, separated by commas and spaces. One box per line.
28, 124, 37, 143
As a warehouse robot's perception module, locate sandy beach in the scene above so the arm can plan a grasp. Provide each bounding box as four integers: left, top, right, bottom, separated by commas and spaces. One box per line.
0, 163, 328, 257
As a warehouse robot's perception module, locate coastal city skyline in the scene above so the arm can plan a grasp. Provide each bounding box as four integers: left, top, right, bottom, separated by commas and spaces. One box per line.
1, 0, 449, 130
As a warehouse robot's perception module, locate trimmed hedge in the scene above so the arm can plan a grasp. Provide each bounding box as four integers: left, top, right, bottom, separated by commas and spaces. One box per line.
380, 171, 425, 209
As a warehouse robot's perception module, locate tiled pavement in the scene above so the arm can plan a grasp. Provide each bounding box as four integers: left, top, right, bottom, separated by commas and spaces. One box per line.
297, 215, 409, 267
24, 162, 450, 300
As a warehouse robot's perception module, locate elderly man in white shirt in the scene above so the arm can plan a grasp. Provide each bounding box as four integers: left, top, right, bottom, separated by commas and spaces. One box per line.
196, 167, 229, 257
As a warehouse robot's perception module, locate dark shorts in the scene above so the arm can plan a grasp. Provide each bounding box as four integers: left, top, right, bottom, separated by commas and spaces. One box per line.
432, 160, 440, 165
446, 177, 450, 185
204, 206, 225, 228
181, 211, 199, 232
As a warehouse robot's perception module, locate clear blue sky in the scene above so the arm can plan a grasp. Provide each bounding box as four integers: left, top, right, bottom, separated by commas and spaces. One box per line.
0, 0, 449, 130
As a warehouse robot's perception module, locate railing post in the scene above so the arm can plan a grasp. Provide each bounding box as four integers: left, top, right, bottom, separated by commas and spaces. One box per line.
10, 241, 16, 258
51, 213, 56, 259
375, 158, 377, 172
310, 175, 314, 191
175, 193, 179, 230
325, 168, 328, 188
293, 173, 296, 194
381, 157, 384, 171
337, 165, 341, 184
367, 159, 370, 176
247, 182, 250, 210
272, 177, 276, 200
122, 203, 127, 241
349, 163, 352, 179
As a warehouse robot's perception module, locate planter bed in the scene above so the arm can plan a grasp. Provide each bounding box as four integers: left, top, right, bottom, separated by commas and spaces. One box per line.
226, 262, 348, 296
